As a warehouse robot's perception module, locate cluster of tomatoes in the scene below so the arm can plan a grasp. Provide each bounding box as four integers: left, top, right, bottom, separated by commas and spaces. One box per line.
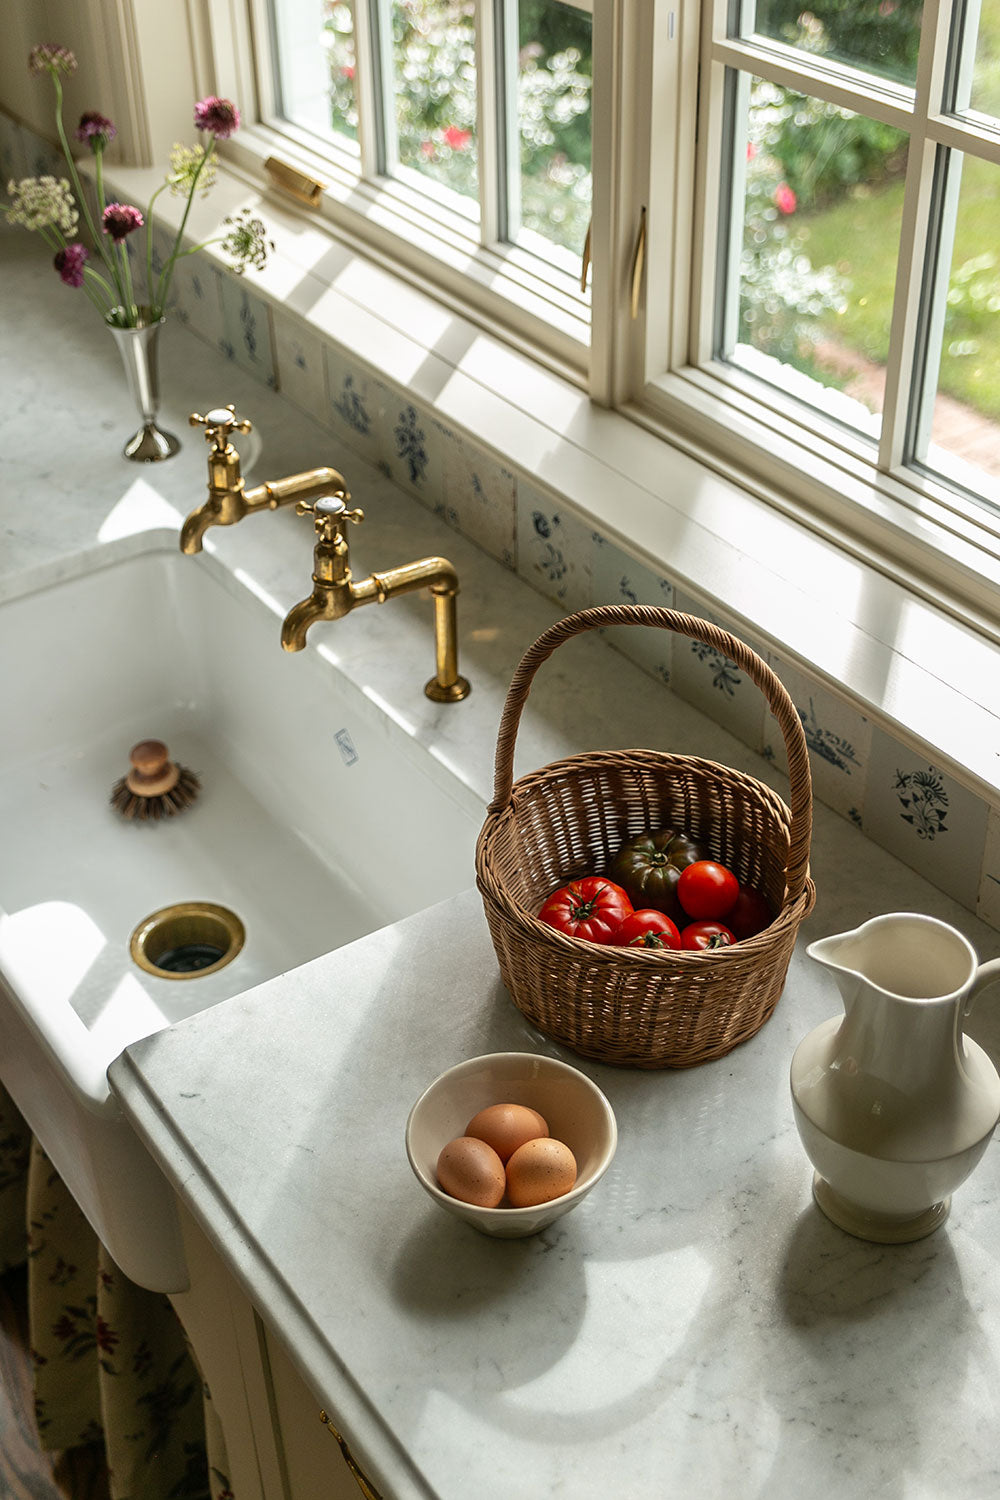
537, 826, 772, 952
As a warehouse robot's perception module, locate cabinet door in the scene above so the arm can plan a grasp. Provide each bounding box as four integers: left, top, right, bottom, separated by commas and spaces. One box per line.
263, 1327, 384, 1500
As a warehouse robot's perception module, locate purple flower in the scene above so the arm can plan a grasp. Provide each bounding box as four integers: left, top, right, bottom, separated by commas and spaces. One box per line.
29, 43, 77, 77
75, 111, 117, 150
193, 96, 240, 139
102, 202, 143, 241
54, 243, 89, 287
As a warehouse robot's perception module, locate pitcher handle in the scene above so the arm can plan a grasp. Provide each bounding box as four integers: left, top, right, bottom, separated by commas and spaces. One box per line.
964, 958, 1000, 1016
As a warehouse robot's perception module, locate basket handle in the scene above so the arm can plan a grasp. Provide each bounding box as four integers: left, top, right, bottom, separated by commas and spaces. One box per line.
488, 605, 813, 906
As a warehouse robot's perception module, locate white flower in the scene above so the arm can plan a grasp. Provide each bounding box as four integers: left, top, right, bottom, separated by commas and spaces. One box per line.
5, 175, 79, 235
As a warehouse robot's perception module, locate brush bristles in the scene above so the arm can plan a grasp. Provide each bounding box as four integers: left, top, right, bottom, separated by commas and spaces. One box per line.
110, 765, 201, 821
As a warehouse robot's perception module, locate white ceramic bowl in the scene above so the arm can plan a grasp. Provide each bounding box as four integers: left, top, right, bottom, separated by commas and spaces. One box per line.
406, 1051, 618, 1238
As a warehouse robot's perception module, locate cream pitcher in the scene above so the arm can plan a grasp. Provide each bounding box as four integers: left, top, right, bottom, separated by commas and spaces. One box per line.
790, 912, 1000, 1243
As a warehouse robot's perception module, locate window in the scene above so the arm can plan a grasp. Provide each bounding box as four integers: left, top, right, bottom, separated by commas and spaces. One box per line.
246, 0, 595, 365
632, 0, 1000, 587
211, 0, 1000, 620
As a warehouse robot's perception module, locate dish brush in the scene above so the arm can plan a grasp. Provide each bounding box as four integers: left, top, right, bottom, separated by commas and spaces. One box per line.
110, 739, 201, 821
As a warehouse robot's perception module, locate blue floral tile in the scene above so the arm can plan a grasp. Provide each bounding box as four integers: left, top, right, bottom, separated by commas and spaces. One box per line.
863, 730, 988, 909
765, 654, 871, 821
516, 480, 595, 611
217, 275, 275, 388
671, 591, 767, 752
272, 311, 328, 424
444, 438, 516, 567
169, 253, 225, 348
978, 808, 1000, 933
589, 538, 673, 685
324, 345, 381, 467
377, 390, 445, 503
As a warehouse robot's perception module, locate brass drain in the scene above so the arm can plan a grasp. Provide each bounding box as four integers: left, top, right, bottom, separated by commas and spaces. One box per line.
129, 902, 245, 980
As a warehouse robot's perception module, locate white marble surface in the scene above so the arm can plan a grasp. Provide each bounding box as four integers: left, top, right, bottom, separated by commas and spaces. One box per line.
111, 889, 1000, 1500
6, 225, 1000, 1499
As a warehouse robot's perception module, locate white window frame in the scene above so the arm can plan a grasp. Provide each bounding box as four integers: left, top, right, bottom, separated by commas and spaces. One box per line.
200, 0, 598, 377
617, 0, 1000, 631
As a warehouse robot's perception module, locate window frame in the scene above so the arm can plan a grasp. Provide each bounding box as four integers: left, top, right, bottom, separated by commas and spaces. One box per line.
219, 0, 598, 377
616, 0, 1000, 634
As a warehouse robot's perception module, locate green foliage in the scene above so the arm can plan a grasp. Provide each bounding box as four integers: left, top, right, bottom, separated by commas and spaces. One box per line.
754, 0, 923, 83
320, 0, 592, 253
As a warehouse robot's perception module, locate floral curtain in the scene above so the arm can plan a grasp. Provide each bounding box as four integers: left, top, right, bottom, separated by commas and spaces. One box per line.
1, 1082, 233, 1500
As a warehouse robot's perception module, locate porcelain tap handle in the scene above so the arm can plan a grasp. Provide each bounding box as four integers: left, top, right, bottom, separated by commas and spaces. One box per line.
189, 404, 253, 451
964, 958, 1000, 1015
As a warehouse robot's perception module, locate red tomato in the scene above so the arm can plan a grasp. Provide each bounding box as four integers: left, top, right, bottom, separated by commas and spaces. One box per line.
677, 860, 739, 920
615, 909, 681, 950
726, 885, 773, 940
680, 921, 735, 951
538, 877, 634, 945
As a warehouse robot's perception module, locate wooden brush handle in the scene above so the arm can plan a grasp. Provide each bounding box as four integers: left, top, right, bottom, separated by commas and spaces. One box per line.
126, 739, 180, 797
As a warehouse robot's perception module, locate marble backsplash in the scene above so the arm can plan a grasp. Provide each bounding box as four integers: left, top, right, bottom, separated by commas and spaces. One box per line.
5, 111, 998, 931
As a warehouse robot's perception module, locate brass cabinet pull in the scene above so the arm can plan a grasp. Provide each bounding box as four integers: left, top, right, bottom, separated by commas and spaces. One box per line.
580, 217, 592, 293
319, 1410, 384, 1500
630, 206, 647, 319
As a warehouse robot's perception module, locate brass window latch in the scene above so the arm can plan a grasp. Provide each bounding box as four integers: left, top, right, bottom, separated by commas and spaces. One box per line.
265, 156, 325, 208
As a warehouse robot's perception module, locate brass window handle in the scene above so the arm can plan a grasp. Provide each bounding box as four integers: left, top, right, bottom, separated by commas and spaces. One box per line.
319, 1411, 384, 1500
630, 206, 647, 319
580, 217, 592, 293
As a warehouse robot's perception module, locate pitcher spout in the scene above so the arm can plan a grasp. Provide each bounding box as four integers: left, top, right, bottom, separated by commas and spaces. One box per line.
808, 912, 978, 1004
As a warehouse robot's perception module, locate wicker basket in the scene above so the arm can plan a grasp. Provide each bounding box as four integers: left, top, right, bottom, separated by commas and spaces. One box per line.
475, 605, 816, 1069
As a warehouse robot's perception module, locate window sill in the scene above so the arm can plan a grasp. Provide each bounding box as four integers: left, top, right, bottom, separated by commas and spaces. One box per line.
103, 153, 1000, 811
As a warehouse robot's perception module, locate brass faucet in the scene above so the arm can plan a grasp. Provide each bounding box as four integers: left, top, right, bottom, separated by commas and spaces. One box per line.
283, 496, 470, 702
180, 405, 350, 554
180, 404, 470, 702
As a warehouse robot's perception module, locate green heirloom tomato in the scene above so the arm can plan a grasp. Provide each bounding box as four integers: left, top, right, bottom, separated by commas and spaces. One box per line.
609, 828, 708, 923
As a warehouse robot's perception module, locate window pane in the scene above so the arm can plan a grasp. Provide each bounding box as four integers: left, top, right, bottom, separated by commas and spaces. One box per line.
515, 1, 593, 255
968, 0, 1000, 117
920, 153, 1000, 508
725, 77, 908, 438
271, 0, 358, 144
392, 0, 478, 202
751, 0, 924, 87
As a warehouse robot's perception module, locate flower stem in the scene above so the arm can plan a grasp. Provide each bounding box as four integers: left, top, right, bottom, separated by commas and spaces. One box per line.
153, 143, 213, 316
51, 73, 125, 304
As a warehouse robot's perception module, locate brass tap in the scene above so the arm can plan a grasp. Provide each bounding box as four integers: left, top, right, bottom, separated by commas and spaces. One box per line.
179, 405, 350, 554
282, 496, 471, 703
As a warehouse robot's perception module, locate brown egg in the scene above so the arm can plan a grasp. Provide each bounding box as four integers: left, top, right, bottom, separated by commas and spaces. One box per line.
436, 1136, 506, 1207
465, 1102, 550, 1164
505, 1137, 577, 1208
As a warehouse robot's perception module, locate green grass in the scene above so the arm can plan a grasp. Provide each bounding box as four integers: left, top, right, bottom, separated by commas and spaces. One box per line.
796, 156, 1000, 417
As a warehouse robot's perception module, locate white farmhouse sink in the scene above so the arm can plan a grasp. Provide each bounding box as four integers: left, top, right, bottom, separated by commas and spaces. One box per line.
0, 546, 482, 1291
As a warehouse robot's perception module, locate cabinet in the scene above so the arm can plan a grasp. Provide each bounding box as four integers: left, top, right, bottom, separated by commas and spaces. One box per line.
170, 1204, 384, 1500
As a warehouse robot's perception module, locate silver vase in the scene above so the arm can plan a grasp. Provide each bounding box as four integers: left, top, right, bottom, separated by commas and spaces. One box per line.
107, 310, 180, 463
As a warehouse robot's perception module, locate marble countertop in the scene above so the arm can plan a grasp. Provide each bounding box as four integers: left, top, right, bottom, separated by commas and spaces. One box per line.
6, 228, 1000, 1499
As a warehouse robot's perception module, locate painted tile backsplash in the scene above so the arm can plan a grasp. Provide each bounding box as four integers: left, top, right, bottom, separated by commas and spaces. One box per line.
12, 112, 997, 931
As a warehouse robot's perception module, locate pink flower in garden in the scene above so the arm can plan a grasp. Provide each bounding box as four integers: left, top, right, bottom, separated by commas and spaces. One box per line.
746, 141, 757, 160
443, 126, 471, 150
29, 43, 77, 77
75, 110, 117, 148
421, 140, 435, 157
54, 243, 89, 286
774, 182, 797, 214
193, 96, 240, 138
102, 201, 144, 241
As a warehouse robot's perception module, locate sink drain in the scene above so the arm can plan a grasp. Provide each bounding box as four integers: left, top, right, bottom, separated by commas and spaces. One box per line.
130, 902, 245, 980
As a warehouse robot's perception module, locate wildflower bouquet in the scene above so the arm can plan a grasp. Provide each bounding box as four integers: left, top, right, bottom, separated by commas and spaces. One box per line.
5, 43, 272, 329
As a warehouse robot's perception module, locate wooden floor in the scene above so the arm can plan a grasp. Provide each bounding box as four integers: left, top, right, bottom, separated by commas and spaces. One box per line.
0, 1266, 110, 1500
